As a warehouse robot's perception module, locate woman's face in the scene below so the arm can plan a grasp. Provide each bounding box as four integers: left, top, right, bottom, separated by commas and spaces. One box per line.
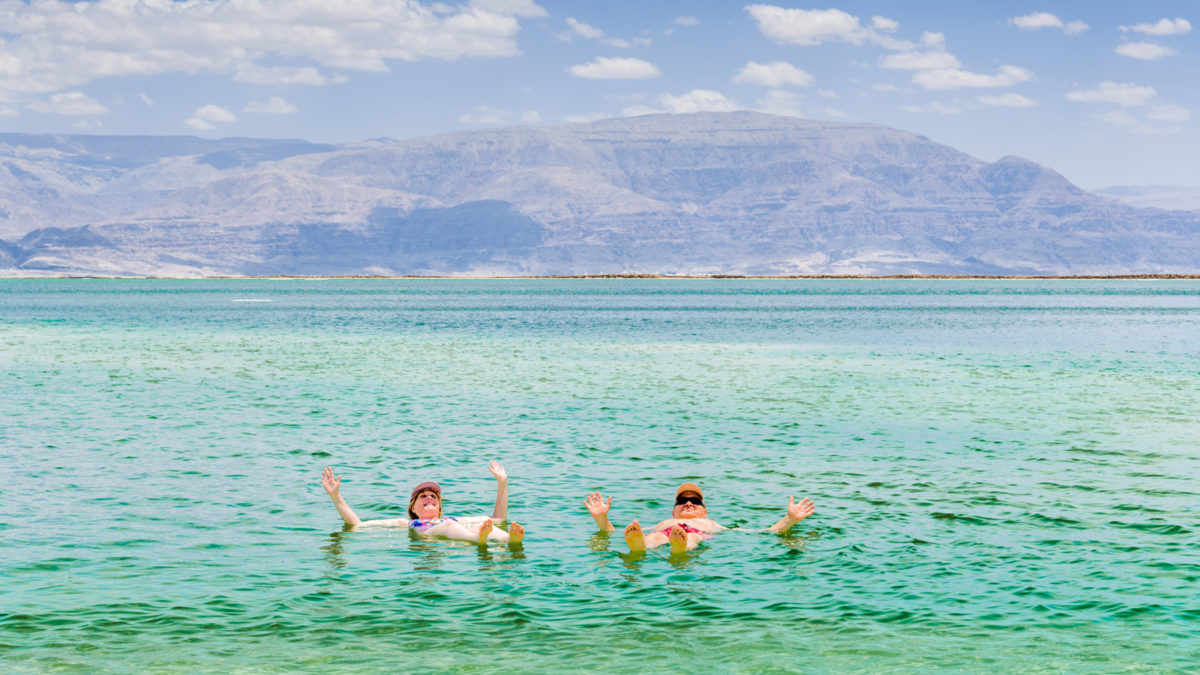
412, 490, 441, 520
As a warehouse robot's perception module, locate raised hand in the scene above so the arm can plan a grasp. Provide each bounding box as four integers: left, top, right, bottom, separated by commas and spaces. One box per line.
321, 467, 342, 497
787, 496, 815, 523
585, 492, 612, 519
488, 460, 508, 484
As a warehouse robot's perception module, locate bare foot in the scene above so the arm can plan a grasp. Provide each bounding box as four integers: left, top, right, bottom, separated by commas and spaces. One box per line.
624, 521, 645, 552
478, 520, 493, 546
668, 525, 687, 555
508, 522, 525, 546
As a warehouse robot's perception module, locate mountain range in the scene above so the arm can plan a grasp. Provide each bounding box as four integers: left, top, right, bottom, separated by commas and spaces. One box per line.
2, 112, 1198, 276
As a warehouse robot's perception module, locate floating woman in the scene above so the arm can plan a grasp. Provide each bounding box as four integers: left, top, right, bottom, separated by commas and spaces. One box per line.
321, 460, 524, 547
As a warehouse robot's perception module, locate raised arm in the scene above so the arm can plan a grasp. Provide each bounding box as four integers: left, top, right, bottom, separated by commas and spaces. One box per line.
585, 492, 616, 532
768, 496, 815, 534
322, 467, 362, 526
489, 460, 509, 521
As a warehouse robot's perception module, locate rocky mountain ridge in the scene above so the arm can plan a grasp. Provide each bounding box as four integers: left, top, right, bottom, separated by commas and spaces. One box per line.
2, 112, 1197, 276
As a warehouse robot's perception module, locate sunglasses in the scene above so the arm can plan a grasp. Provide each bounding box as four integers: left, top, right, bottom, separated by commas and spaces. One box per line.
675, 495, 704, 506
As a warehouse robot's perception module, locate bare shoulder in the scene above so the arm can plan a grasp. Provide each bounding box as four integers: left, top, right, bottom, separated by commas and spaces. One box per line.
688, 518, 726, 533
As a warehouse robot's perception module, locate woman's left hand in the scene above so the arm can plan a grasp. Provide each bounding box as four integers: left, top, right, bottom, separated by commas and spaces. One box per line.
488, 460, 508, 484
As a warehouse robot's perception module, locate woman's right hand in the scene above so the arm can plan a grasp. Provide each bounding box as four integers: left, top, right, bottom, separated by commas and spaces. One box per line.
321, 467, 342, 497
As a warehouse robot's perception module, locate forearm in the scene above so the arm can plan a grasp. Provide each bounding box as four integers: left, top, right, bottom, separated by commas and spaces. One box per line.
492, 481, 509, 521
768, 515, 798, 534
592, 514, 616, 532
329, 493, 362, 526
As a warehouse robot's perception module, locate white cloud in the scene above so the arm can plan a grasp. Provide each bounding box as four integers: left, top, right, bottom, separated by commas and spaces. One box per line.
563, 112, 612, 124
912, 65, 1033, 90
818, 89, 839, 99
0, 0, 544, 104
872, 83, 899, 92
566, 17, 605, 40
658, 89, 741, 113
73, 118, 103, 129
624, 89, 742, 116
458, 105, 510, 124
745, 5, 866, 46
733, 61, 814, 87
871, 16, 899, 33
233, 65, 346, 86
1011, 12, 1063, 30
978, 93, 1037, 108
0, 53, 18, 79
561, 17, 648, 48
1064, 21, 1089, 36
569, 57, 661, 79
27, 91, 107, 115
244, 96, 297, 114
197, 105, 235, 123
921, 32, 945, 49
674, 16, 699, 27
1116, 42, 1178, 60
520, 110, 541, 123
469, 0, 547, 18
1066, 81, 1157, 106
1009, 13, 1088, 35
1148, 104, 1190, 122
138, 92, 154, 107
0, 104, 18, 117
745, 6, 915, 50
745, 5, 917, 51
1120, 18, 1192, 36
880, 51, 962, 70
185, 104, 235, 130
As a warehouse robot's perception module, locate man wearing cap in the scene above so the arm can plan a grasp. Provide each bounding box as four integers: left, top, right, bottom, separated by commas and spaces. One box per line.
584, 483, 814, 555
321, 460, 524, 546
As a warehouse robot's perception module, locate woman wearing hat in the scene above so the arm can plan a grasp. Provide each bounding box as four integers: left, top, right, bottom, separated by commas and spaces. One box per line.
320, 460, 524, 546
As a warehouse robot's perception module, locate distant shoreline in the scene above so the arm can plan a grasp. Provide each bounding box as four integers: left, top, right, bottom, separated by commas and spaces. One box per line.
5, 273, 1200, 281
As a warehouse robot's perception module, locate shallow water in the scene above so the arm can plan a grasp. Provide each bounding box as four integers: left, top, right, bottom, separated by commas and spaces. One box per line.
1, 279, 1197, 673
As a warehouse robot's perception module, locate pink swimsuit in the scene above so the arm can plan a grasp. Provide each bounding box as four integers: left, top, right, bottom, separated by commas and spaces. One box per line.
658, 523, 713, 539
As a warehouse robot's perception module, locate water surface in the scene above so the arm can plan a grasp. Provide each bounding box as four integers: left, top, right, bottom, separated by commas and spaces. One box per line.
1, 280, 1197, 672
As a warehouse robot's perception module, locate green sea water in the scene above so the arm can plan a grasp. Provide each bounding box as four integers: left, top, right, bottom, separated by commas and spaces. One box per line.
1, 279, 1197, 673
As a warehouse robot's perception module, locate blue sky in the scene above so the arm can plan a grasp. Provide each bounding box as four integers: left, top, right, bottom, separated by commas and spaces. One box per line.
0, 0, 1195, 189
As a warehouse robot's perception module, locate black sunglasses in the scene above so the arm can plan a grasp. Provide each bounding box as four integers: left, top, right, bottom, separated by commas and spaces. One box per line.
675, 495, 704, 506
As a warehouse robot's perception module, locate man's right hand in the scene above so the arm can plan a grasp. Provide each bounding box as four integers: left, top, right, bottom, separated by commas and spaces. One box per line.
585, 492, 615, 531
585, 491, 611, 518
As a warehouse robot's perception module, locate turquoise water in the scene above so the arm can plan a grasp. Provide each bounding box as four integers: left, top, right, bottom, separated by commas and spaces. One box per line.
1, 279, 1197, 673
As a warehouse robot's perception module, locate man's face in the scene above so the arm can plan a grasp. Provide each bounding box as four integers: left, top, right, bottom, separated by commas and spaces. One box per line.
672, 491, 707, 519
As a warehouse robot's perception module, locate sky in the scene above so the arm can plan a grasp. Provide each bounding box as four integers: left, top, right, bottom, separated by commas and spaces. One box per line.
0, 0, 1195, 189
